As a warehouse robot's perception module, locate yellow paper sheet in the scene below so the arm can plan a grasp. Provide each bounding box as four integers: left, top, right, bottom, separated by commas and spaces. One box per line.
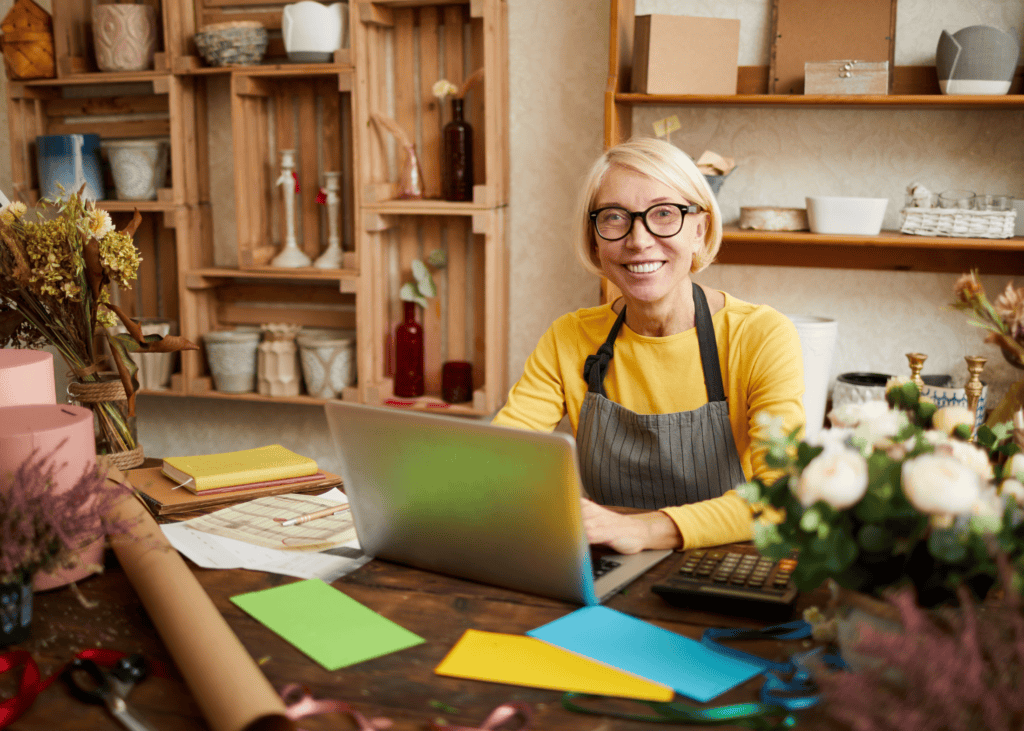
434, 629, 674, 701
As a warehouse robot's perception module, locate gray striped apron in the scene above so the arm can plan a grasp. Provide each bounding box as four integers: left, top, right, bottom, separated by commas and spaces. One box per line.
577, 283, 746, 509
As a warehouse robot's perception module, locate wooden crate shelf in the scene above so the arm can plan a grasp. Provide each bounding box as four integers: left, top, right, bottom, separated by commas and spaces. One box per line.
5, 0, 507, 411
5, 76, 198, 206
354, 0, 507, 205
52, 0, 195, 78
361, 207, 507, 414
230, 72, 355, 270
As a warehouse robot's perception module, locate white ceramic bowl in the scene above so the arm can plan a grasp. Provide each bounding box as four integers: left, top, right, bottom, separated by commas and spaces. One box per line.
805, 196, 889, 235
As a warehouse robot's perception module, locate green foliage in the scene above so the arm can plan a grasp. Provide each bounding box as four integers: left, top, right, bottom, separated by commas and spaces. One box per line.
748, 383, 1024, 607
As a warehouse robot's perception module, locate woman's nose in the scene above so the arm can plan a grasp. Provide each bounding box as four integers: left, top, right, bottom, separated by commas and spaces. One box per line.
624, 215, 654, 248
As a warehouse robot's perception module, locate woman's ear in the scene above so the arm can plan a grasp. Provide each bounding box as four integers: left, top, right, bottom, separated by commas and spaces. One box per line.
693, 211, 708, 239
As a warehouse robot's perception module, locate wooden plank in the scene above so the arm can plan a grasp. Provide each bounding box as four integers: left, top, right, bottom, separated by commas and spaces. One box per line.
443, 4, 463, 87
470, 219, 485, 400
421, 217, 443, 394
297, 84, 320, 260
394, 7, 416, 196
45, 95, 170, 117
45, 119, 171, 138
469, 11, 484, 192
199, 10, 282, 30
217, 304, 357, 330
418, 6, 442, 199
446, 216, 467, 361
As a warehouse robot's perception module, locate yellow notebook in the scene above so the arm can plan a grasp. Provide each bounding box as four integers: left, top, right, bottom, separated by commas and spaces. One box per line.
161, 445, 319, 493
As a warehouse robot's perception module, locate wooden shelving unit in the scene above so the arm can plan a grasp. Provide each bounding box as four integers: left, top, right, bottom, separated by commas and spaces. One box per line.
5, 0, 508, 416
605, 0, 1024, 277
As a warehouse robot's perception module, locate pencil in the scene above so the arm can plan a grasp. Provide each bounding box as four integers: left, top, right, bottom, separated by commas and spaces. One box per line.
280, 504, 350, 527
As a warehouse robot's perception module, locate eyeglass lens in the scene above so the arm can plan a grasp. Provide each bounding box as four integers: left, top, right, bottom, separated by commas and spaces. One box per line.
593, 204, 685, 240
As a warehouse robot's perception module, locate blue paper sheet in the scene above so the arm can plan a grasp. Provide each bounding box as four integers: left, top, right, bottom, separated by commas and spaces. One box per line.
527, 606, 763, 702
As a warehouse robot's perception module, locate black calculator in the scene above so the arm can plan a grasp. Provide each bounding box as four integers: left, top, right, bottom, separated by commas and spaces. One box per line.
651, 545, 799, 618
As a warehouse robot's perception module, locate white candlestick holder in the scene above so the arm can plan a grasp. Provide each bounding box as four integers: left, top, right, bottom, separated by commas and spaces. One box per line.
314, 171, 343, 269
271, 149, 312, 268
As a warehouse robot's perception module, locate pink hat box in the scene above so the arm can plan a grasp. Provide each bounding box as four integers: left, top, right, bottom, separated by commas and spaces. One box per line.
0, 403, 104, 590
0, 349, 56, 407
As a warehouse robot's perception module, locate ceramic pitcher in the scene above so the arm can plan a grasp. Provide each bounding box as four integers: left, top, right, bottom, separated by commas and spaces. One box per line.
936, 25, 1021, 95
281, 1, 347, 62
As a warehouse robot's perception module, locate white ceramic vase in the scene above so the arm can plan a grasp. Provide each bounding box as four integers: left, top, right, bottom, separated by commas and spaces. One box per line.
203, 329, 262, 393
786, 315, 839, 441
297, 330, 356, 398
282, 1, 347, 62
92, 4, 158, 72
106, 139, 168, 200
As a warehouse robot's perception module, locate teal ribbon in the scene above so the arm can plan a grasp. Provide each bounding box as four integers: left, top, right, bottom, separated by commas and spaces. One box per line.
561, 620, 843, 727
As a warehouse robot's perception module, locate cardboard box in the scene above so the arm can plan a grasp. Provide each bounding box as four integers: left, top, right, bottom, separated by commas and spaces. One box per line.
804, 60, 889, 95
631, 15, 740, 95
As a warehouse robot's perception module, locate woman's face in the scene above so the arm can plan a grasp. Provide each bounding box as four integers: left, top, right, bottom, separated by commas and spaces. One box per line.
591, 165, 705, 309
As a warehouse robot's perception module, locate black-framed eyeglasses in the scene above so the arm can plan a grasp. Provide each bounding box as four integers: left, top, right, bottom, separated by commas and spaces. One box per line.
589, 203, 701, 241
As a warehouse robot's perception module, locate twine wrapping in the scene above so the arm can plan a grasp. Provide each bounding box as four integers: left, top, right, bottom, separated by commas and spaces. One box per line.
67, 380, 145, 469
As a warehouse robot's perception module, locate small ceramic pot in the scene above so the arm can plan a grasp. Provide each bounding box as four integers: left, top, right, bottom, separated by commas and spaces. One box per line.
106, 139, 169, 201
203, 329, 262, 393
936, 25, 1020, 95
920, 382, 988, 431
37, 134, 105, 201
282, 1, 347, 62
297, 329, 356, 398
92, 4, 158, 73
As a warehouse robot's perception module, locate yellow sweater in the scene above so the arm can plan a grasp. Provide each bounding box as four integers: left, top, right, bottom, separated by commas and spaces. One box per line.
493, 291, 805, 549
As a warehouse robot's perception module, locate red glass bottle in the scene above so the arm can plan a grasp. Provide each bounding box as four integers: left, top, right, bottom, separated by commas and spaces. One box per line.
442, 98, 474, 201
394, 300, 424, 397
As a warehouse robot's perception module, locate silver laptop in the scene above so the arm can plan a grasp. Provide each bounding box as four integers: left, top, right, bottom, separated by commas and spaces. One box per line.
324, 401, 672, 605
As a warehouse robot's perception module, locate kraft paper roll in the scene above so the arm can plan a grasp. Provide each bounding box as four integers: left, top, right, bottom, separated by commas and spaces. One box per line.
105, 466, 294, 731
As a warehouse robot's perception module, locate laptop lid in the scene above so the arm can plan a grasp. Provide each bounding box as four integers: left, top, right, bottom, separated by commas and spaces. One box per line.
325, 401, 670, 605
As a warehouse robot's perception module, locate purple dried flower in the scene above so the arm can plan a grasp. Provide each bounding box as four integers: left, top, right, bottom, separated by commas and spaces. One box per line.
0, 448, 134, 582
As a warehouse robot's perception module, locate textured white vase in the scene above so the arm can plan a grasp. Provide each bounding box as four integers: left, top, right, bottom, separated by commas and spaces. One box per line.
107, 139, 168, 200
203, 329, 261, 393
92, 4, 158, 72
786, 315, 838, 441
297, 330, 356, 398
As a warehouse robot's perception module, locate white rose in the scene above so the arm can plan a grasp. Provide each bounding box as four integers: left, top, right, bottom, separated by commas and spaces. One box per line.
932, 406, 975, 436
1006, 453, 1024, 482
828, 400, 890, 429
1001, 478, 1024, 505
937, 439, 994, 482
901, 454, 982, 515
854, 408, 906, 447
805, 427, 854, 451
794, 446, 869, 509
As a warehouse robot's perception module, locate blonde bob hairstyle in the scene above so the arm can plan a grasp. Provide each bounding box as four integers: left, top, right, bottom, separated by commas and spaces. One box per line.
572, 137, 723, 278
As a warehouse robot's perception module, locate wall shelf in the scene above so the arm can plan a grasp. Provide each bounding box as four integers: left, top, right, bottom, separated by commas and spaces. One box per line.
603, 0, 1024, 276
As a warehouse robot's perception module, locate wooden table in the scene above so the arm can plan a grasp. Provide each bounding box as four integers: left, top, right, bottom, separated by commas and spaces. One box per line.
4, 546, 826, 731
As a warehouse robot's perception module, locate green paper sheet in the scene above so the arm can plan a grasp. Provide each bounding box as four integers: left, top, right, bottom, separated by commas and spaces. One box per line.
230, 579, 424, 670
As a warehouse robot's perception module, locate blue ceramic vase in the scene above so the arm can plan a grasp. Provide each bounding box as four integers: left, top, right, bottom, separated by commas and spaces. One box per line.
36, 134, 105, 201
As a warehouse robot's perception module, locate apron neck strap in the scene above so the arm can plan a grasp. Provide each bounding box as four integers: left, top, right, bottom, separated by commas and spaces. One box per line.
583, 304, 627, 396
693, 282, 727, 403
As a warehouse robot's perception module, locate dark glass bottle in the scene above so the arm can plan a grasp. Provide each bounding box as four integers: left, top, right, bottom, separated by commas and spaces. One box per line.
394, 300, 424, 397
442, 98, 474, 201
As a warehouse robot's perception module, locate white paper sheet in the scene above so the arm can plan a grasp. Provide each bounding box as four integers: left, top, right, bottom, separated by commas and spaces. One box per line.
160, 489, 370, 582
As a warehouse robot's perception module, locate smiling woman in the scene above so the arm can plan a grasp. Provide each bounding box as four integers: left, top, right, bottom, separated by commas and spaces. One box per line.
492, 137, 806, 554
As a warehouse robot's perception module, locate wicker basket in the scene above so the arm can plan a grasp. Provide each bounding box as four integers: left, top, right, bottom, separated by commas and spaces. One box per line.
194, 21, 268, 67
900, 207, 1016, 239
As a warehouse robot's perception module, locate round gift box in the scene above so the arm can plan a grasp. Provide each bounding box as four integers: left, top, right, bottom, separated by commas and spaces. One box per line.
0, 349, 55, 407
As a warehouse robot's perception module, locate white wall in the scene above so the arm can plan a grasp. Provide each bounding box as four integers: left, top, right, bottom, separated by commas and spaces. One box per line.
1, 0, 1021, 472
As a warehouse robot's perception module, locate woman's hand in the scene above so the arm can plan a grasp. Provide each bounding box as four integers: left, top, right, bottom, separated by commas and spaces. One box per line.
580, 497, 683, 554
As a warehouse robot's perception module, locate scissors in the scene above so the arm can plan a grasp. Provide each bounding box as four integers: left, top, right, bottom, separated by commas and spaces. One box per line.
60, 653, 159, 731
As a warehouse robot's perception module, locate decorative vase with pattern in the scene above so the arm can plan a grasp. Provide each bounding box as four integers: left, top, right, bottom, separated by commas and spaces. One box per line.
92, 4, 158, 73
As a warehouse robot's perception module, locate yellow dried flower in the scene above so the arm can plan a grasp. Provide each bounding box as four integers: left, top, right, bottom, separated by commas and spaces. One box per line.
0, 201, 27, 224
994, 281, 1024, 330
433, 79, 458, 99
87, 208, 115, 240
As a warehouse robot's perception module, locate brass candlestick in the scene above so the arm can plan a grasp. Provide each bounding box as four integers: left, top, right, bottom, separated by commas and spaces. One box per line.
964, 355, 987, 427
906, 352, 927, 391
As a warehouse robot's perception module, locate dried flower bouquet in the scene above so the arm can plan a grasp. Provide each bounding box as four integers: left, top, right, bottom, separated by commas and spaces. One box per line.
0, 190, 197, 453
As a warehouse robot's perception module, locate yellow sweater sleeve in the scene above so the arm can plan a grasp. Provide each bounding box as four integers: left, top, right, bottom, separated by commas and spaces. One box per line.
659, 491, 754, 550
